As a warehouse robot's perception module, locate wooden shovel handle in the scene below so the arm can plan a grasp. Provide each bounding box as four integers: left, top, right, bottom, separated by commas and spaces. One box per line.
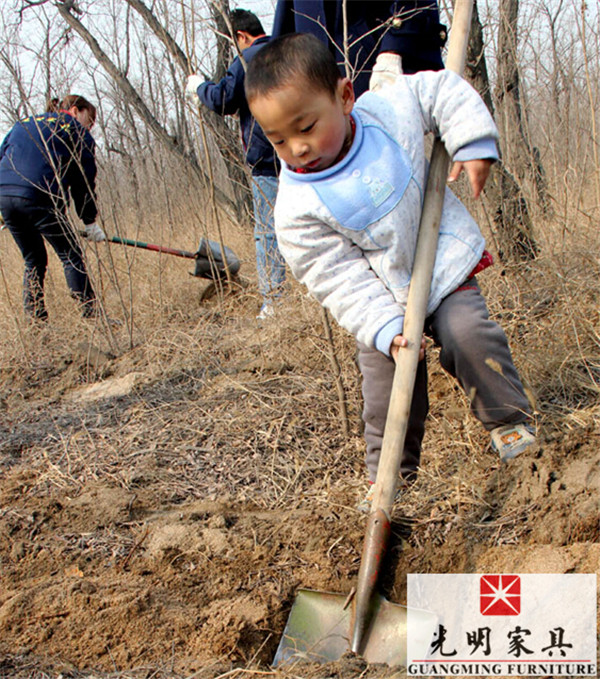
371, 0, 475, 515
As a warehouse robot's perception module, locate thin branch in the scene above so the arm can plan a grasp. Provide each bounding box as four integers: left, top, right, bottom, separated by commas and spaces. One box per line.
54, 0, 237, 216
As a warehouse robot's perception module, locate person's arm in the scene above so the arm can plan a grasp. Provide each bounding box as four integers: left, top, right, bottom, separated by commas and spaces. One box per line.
400, 71, 499, 197
370, 1, 446, 89
401, 70, 499, 157
66, 124, 98, 226
378, 1, 446, 60
0, 129, 12, 162
196, 57, 246, 116
69, 129, 105, 240
275, 198, 406, 354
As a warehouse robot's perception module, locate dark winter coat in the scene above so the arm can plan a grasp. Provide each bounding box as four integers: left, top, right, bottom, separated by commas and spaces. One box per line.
0, 111, 97, 225
197, 36, 279, 178
271, 0, 446, 97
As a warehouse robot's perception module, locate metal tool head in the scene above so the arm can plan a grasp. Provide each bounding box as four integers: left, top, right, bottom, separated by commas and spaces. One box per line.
273, 588, 437, 668
193, 238, 241, 280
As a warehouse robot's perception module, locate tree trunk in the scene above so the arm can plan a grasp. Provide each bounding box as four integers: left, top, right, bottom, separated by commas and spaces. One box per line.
55, 0, 239, 219
463, 0, 539, 262
496, 0, 550, 216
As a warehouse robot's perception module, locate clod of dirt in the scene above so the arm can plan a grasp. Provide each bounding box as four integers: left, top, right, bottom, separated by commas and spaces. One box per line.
70, 372, 145, 402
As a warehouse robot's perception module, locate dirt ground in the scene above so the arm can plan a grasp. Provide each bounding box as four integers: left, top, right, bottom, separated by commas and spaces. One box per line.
0, 277, 599, 679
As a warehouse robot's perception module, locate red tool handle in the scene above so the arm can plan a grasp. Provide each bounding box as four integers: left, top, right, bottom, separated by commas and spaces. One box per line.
107, 236, 197, 259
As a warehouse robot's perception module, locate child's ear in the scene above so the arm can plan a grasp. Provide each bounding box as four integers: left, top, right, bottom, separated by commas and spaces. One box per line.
338, 77, 355, 114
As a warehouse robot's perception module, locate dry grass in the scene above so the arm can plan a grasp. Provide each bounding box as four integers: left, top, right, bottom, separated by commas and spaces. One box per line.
1, 168, 599, 678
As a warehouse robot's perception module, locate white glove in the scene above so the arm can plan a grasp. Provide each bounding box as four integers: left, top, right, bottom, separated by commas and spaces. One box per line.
369, 52, 403, 92
84, 222, 106, 242
186, 74, 203, 99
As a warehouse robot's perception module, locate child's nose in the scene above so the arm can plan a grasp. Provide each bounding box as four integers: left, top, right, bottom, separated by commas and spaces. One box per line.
290, 140, 309, 157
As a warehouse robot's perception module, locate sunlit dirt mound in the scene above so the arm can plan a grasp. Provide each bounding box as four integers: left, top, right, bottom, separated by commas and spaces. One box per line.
1, 273, 599, 679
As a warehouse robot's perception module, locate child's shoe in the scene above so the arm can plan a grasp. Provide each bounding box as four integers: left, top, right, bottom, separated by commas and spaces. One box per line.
256, 302, 275, 320
491, 423, 537, 462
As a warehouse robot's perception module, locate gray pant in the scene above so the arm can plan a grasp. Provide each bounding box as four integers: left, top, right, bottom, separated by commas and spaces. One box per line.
357, 281, 532, 482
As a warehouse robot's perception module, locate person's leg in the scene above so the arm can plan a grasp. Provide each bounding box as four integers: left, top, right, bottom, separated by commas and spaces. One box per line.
356, 341, 428, 483
1, 196, 49, 319
251, 176, 286, 311
36, 209, 97, 317
428, 281, 532, 430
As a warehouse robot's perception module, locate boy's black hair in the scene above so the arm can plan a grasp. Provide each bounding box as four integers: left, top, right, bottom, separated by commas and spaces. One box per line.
245, 33, 342, 102
230, 9, 265, 37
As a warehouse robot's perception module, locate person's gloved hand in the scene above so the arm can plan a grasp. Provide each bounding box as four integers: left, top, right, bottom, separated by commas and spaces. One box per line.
84, 222, 106, 242
186, 74, 203, 99
369, 52, 403, 92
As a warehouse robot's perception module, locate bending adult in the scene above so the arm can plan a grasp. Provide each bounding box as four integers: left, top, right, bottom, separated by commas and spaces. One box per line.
0, 95, 106, 320
271, 0, 447, 96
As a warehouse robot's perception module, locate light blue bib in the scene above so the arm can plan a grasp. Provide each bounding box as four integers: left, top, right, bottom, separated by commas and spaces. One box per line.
288, 116, 412, 231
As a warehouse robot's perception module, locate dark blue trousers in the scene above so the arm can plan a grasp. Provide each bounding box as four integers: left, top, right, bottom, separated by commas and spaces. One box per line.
0, 196, 96, 319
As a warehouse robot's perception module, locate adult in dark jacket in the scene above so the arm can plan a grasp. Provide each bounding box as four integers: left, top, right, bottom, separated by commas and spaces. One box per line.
271, 0, 446, 97
0, 95, 106, 320
186, 9, 285, 319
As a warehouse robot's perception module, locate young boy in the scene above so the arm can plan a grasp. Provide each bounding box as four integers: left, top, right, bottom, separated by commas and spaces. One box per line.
245, 33, 536, 511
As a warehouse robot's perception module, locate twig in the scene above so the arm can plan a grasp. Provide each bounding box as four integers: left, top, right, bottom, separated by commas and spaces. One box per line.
118, 525, 149, 570
320, 307, 349, 436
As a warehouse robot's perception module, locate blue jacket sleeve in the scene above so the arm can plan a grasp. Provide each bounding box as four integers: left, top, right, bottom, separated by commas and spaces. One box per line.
65, 123, 98, 225
379, 1, 446, 61
0, 129, 11, 162
197, 56, 246, 116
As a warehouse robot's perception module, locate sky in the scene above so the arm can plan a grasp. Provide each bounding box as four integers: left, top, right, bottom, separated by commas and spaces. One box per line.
1, 0, 597, 140
245, 0, 276, 31
0, 0, 278, 139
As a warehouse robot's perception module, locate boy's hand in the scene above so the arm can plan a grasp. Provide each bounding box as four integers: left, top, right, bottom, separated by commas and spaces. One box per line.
447, 159, 492, 198
390, 334, 426, 362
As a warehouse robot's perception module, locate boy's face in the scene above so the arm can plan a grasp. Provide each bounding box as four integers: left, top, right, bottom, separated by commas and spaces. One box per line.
250, 77, 355, 172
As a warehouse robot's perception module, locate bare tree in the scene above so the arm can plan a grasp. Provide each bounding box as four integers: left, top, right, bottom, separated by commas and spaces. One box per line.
53, 0, 239, 219
496, 0, 549, 214
464, 0, 539, 262
119, 0, 252, 225
10, 0, 253, 229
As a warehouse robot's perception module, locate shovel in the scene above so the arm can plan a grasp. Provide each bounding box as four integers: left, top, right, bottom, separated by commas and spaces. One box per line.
273, 0, 474, 667
95, 234, 241, 280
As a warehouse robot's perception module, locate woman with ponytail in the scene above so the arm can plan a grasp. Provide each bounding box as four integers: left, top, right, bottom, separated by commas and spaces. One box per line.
0, 94, 105, 320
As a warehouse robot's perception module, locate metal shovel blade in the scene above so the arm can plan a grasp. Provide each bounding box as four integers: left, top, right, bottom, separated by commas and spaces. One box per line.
193, 238, 241, 279
273, 588, 437, 667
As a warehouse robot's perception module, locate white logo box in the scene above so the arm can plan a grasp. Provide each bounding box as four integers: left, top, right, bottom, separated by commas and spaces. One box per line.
407, 574, 597, 676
